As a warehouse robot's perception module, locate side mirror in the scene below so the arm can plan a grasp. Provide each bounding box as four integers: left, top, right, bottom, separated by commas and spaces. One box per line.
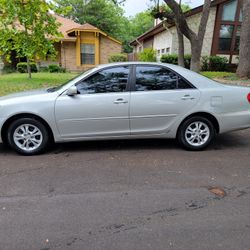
66, 86, 78, 96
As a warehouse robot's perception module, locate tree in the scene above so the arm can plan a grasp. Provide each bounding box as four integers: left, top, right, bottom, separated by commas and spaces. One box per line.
0, 0, 65, 78
236, 0, 250, 78
54, 0, 127, 41
162, 0, 212, 72
152, 2, 190, 67
54, 0, 154, 53
124, 11, 154, 53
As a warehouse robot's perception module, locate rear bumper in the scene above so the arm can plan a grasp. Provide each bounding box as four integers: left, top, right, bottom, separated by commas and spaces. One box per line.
219, 110, 250, 133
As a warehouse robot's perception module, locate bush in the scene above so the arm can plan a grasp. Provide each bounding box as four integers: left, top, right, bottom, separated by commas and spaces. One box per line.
160, 54, 178, 64
201, 56, 210, 71
209, 56, 228, 71
2, 65, 16, 74
39, 66, 49, 72
48, 64, 66, 73
17, 62, 37, 73
160, 54, 191, 69
201, 56, 228, 71
138, 48, 157, 62
108, 53, 127, 63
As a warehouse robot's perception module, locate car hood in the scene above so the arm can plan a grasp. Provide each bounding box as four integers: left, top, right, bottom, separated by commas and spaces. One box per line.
0, 89, 49, 102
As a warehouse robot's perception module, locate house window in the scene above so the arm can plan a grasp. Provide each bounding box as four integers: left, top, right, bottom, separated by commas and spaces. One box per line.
157, 50, 160, 55
219, 25, 234, 51
166, 47, 170, 53
221, 0, 237, 21
161, 48, 165, 54
81, 44, 95, 65
212, 0, 242, 59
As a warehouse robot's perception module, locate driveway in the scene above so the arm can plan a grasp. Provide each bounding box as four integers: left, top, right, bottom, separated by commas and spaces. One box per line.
0, 130, 250, 250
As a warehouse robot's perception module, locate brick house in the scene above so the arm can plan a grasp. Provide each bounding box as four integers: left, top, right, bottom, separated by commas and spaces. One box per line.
45, 15, 122, 72
2, 15, 122, 72
130, 0, 242, 65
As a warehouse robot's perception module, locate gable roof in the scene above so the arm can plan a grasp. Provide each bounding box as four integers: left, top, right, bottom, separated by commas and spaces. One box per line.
54, 14, 121, 44
130, 0, 230, 46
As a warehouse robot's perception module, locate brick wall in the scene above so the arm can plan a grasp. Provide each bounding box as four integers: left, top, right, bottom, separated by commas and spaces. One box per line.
100, 36, 122, 64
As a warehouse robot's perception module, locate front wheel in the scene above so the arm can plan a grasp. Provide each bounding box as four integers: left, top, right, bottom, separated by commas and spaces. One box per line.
177, 116, 215, 151
7, 118, 50, 155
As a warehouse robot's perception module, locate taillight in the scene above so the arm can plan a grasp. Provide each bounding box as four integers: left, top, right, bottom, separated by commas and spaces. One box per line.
247, 93, 250, 103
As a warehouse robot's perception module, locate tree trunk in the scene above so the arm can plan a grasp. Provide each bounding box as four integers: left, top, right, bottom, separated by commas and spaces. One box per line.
164, 0, 211, 72
27, 57, 31, 79
190, 39, 203, 72
236, 0, 250, 78
177, 25, 185, 67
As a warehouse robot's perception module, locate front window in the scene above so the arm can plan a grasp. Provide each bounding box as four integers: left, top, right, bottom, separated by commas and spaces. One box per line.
81, 44, 95, 65
76, 66, 129, 94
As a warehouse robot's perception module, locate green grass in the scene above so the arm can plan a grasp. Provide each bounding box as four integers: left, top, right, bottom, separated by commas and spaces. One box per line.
201, 71, 236, 79
0, 71, 247, 96
0, 72, 78, 96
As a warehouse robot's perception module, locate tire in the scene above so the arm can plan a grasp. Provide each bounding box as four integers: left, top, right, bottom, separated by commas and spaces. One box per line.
7, 118, 50, 155
177, 116, 215, 151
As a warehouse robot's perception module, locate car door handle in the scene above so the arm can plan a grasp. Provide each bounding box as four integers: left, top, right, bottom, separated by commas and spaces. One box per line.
181, 95, 195, 100
113, 98, 128, 104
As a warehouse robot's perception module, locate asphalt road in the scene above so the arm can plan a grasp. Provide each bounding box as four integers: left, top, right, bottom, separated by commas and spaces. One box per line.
0, 130, 250, 250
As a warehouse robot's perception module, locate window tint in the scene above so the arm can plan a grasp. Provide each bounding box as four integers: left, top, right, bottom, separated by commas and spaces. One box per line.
177, 77, 193, 89
135, 66, 192, 91
76, 66, 129, 94
136, 66, 178, 91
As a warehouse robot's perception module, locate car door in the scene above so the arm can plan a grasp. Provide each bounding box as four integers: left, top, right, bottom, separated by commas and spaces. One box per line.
55, 65, 131, 139
130, 65, 200, 135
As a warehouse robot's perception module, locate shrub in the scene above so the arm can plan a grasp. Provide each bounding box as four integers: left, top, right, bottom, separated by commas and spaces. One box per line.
201, 56, 228, 71
108, 53, 127, 63
160, 54, 191, 69
39, 66, 49, 72
2, 65, 16, 74
48, 64, 66, 73
17, 62, 37, 73
138, 48, 157, 62
160, 54, 178, 65
209, 56, 228, 71
201, 56, 210, 71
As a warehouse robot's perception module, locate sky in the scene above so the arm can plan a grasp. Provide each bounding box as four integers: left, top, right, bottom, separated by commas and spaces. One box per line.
123, 0, 204, 17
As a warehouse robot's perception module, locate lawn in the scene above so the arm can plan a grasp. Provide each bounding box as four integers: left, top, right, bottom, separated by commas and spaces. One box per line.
0, 71, 249, 96
0, 72, 78, 96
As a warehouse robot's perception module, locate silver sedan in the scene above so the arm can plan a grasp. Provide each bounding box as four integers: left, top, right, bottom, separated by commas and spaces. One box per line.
0, 62, 250, 155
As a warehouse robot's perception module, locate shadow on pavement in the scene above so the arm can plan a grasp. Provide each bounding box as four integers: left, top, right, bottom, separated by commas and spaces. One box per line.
0, 130, 248, 155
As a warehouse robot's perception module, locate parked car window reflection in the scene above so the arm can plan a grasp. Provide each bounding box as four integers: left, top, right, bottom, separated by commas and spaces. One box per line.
135, 66, 193, 91
135, 66, 178, 91
76, 66, 129, 94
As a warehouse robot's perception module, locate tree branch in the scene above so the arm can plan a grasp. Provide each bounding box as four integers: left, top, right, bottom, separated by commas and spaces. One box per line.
163, 0, 196, 41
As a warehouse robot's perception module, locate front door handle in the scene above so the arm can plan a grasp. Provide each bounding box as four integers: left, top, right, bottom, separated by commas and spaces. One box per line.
114, 98, 128, 104
181, 95, 195, 100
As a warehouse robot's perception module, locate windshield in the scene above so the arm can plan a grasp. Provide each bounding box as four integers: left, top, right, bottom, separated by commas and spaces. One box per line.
47, 68, 96, 92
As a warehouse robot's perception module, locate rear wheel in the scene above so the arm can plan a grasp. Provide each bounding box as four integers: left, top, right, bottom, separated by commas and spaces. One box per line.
177, 116, 215, 151
7, 118, 49, 155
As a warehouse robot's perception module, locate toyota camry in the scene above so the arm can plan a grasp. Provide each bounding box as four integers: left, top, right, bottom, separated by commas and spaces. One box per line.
0, 62, 250, 155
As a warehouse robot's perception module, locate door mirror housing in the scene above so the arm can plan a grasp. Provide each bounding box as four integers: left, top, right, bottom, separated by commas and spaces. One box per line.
66, 86, 78, 96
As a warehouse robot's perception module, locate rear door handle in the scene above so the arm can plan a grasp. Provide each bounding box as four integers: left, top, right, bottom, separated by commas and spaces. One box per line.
181, 95, 195, 100
114, 98, 128, 104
